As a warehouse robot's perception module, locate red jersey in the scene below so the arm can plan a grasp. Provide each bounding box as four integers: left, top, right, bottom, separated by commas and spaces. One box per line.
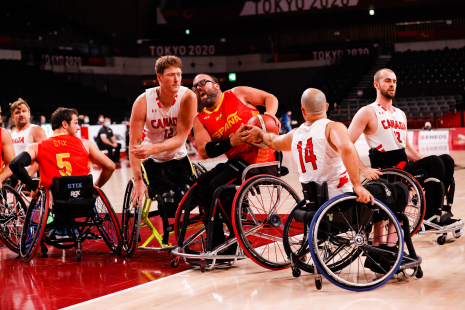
0, 129, 3, 173
198, 90, 275, 164
36, 133, 90, 188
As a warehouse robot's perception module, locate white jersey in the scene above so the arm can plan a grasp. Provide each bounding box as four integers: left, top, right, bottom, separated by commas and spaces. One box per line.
364, 102, 407, 152
142, 86, 188, 162
12, 124, 37, 155
291, 119, 352, 199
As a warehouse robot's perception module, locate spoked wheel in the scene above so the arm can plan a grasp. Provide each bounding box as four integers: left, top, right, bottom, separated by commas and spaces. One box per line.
20, 189, 50, 263
0, 184, 28, 253
362, 169, 425, 236
282, 200, 315, 274
174, 185, 207, 255
93, 187, 123, 254
232, 175, 301, 270
121, 179, 141, 258
310, 194, 404, 291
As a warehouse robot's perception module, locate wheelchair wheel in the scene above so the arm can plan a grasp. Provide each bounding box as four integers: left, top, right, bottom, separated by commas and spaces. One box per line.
310, 194, 404, 291
282, 200, 315, 274
93, 187, 123, 254
0, 184, 28, 253
121, 179, 140, 257
174, 185, 207, 255
363, 168, 425, 236
20, 188, 50, 263
232, 175, 301, 270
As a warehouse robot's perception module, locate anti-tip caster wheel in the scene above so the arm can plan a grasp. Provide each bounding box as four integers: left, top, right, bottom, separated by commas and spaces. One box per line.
292, 268, 301, 278
200, 260, 207, 273
437, 235, 446, 245
170, 258, 179, 268
315, 277, 323, 290
41, 245, 48, 258
452, 228, 463, 239
415, 266, 423, 279
76, 250, 82, 262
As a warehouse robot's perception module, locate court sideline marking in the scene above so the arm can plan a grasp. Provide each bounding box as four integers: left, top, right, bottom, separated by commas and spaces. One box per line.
61, 268, 194, 310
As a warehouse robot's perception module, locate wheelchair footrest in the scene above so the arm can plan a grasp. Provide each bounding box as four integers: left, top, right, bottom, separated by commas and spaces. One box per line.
400, 255, 422, 270
139, 245, 176, 251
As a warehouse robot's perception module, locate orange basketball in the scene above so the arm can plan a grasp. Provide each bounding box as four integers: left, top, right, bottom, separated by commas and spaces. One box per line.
247, 114, 279, 148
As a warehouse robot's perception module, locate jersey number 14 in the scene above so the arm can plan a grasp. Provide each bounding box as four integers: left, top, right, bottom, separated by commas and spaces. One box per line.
297, 138, 317, 173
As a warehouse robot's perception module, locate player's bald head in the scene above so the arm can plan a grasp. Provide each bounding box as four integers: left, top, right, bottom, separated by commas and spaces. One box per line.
374, 68, 396, 83
301, 88, 327, 114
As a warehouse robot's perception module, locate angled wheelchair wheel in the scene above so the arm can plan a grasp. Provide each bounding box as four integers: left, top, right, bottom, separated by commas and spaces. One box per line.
174, 185, 207, 255
309, 194, 404, 291
282, 200, 315, 274
121, 179, 140, 257
0, 184, 28, 253
93, 187, 123, 255
232, 175, 301, 270
363, 168, 425, 236
20, 189, 50, 263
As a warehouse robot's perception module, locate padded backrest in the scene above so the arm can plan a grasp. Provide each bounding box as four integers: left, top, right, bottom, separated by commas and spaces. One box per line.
301, 181, 328, 211
51, 175, 96, 219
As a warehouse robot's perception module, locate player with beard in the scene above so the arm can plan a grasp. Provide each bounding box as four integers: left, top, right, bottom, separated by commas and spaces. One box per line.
9, 98, 47, 184
348, 68, 460, 227
129, 56, 197, 208
192, 73, 279, 250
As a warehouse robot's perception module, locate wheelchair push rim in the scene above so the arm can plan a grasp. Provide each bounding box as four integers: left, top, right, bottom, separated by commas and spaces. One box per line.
0, 184, 28, 253
309, 194, 404, 291
94, 187, 123, 254
232, 175, 301, 270
20, 188, 50, 262
121, 179, 140, 257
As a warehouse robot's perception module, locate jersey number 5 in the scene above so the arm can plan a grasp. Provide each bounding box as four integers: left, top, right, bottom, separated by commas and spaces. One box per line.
56, 153, 72, 176
297, 138, 318, 173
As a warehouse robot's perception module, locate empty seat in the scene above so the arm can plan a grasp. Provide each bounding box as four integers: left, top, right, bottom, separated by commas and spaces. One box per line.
426, 101, 437, 106
439, 105, 450, 112
416, 101, 427, 106
405, 98, 414, 102
434, 96, 444, 100
446, 100, 457, 108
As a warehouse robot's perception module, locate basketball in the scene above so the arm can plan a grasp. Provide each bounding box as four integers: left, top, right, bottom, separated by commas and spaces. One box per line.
247, 114, 279, 148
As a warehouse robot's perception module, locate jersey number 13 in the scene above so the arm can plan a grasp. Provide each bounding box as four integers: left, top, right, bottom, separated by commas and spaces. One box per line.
297, 138, 317, 173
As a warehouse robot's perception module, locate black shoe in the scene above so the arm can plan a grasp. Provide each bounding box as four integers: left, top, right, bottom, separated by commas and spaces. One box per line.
87, 232, 103, 240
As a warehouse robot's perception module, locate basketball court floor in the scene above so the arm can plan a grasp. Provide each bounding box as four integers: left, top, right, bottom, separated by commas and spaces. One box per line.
2, 147, 465, 310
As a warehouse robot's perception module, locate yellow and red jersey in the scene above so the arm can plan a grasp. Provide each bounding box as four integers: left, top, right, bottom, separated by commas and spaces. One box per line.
36, 133, 90, 188
198, 90, 275, 164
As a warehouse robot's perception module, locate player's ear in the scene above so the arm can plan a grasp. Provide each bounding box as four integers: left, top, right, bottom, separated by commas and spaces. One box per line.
373, 81, 379, 90
157, 73, 162, 83
61, 120, 68, 129
301, 107, 306, 118
326, 103, 329, 112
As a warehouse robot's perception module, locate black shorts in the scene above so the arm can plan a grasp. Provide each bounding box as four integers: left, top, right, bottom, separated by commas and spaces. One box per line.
143, 156, 194, 198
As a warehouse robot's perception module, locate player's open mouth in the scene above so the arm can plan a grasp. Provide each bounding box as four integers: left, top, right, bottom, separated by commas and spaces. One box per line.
199, 91, 207, 99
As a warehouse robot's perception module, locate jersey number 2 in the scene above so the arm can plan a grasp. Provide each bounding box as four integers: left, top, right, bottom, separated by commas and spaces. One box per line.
57, 153, 72, 176
394, 131, 403, 143
297, 138, 318, 173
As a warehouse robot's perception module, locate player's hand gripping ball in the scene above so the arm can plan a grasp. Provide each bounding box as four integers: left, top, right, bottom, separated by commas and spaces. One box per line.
246, 114, 279, 148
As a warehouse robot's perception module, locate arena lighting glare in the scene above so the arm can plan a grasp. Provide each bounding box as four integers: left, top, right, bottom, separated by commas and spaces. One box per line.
186, 29, 190, 35
369, 9, 375, 15
229, 73, 236, 81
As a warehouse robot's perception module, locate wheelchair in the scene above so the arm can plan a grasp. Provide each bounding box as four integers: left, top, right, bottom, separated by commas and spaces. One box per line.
365, 167, 462, 244
19, 175, 123, 262
409, 170, 463, 244
121, 160, 207, 258
170, 152, 299, 272
283, 181, 423, 291
0, 183, 28, 253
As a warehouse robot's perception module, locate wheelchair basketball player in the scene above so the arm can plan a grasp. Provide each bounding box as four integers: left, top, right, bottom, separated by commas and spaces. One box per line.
192, 73, 280, 251
348, 68, 462, 232
243, 88, 415, 266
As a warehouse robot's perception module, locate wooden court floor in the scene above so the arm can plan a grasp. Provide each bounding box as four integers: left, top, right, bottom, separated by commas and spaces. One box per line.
63, 149, 465, 310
